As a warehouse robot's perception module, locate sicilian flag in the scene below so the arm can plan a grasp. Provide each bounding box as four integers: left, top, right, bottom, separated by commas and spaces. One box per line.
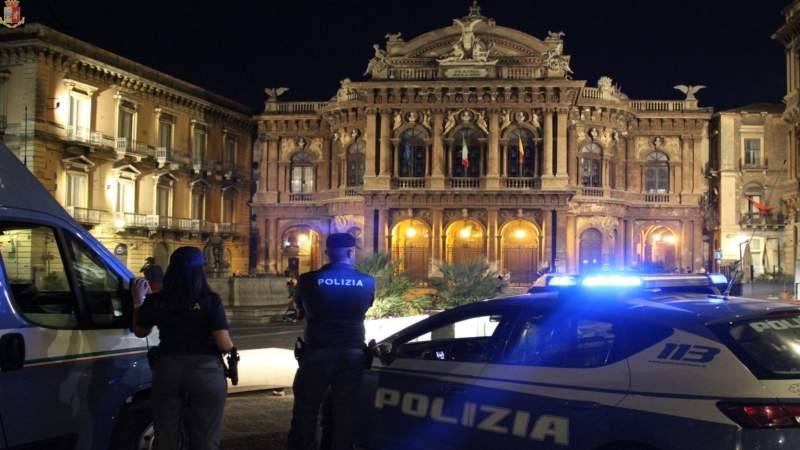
461, 134, 469, 168
517, 133, 525, 160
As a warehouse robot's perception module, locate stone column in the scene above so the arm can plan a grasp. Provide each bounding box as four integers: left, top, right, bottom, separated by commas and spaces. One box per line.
486, 111, 501, 189
681, 136, 691, 193
567, 125, 578, 186
257, 138, 268, 193
487, 209, 499, 269
323, 138, 333, 190
615, 222, 625, 269
431, 110, 445, 189
693, 220, 704, 271
364, 110, 378, 189
378, 209, 390, 252
377, 110, 392, 188
565, 214, 576, 273
363, 207, 376, 256
555, 110, 568, 181
679, 220, 691, 270
541, 110, 556, 189
624, 219, 634, 267
431, 209, 443, 276
694, 127, 709, 194
267, 218, 279, 274
256, 217, 268, 272
554, 209, 567, 272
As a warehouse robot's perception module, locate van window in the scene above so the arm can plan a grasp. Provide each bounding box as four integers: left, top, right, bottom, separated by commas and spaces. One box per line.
0, 224, 79, 328
67, 237, 127, 327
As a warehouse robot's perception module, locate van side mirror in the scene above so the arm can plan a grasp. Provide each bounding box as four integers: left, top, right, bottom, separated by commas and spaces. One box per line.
0, 333, 25, 371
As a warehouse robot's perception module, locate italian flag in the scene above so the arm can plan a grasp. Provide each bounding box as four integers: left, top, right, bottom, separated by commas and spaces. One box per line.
461, 134, 469, 168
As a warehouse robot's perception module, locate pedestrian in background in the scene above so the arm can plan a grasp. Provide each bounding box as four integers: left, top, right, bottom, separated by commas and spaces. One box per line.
288, 233, 375, 450
131, 246, 234, 450
140, 256, 164, 293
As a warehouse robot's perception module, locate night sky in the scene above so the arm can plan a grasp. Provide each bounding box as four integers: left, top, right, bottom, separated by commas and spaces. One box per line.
24, 0, 790, 113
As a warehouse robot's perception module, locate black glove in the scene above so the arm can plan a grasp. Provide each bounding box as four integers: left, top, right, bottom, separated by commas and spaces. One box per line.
294, 337, 305, 361
364, 339, 377, 369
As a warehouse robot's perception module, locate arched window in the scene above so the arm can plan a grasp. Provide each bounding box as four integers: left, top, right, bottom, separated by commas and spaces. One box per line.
580, 143, 602, 187
451, 127, 482, 178
644, 151, 669, 193
290, 151, 315, 193
399, 127, 427, 178
506, 128, 538, 178
346, 142, 365, 186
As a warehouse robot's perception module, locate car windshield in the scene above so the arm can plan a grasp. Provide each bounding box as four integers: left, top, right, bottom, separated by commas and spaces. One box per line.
716, 313, 800, 379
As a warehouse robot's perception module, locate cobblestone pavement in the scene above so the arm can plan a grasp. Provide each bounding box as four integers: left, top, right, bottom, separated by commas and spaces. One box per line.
222, 390, 293, 450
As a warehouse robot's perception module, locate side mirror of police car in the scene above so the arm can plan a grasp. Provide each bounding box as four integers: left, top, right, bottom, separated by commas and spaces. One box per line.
374, 342, 395, 365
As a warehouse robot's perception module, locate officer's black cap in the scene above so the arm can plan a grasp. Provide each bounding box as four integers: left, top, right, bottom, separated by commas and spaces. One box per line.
170, 246, 205, 268
326, 233, 356, 249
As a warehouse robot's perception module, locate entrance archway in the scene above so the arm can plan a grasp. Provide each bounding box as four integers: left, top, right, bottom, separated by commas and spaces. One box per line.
579, 228, 603, 272
391, 219, 430, 281
281, 226, 321, 277
445, 219, 485, 264
643, 225, 678, 272
500, 220, 540, 284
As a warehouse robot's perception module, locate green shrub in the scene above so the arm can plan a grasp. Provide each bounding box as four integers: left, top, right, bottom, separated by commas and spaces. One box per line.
429, 259, 505, 308
357, 252, 429, 319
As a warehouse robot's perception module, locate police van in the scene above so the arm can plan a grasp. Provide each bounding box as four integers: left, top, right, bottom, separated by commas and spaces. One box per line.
358, 273, 800, 450
0, 143, 154, 450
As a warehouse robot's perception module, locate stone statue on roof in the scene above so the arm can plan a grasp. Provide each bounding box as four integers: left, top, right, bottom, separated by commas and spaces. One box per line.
364, 44, 390, 78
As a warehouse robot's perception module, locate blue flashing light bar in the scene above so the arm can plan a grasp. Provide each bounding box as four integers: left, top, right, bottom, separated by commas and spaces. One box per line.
708, 274, 728, 284
581, 274, 642, 288
548, 275, 577, 287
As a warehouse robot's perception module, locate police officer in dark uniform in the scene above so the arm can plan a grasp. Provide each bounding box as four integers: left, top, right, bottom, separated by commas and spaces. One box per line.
131, 246, 234, 450
288, 233, 375, 450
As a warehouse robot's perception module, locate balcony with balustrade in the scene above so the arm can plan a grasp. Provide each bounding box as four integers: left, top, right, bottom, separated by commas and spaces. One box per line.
503, 177, 539, 189
393, 178, 427, 189
740, 212, 785, 230
66, 206, 105, 226
113, 212, 148, 229
448, 178, 480, 189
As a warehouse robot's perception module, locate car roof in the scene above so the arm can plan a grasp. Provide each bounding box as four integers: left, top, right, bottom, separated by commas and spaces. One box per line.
0, 143, 74, 223
476, 291, 800, 325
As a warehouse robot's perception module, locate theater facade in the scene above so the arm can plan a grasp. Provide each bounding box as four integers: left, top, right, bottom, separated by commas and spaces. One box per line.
252, 3, 713, 283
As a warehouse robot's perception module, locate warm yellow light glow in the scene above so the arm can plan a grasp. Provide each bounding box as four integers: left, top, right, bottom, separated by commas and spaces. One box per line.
514, 229, 526, 239
113, 217, 126, 229
663, 235, 678, 245
297, 233, 309, 244
652, 233, 662, 243
405, 227, 417, 238
459, 226, 472, 239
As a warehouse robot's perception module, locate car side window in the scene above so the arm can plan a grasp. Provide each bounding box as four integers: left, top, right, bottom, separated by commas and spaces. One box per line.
67, 237, 127, 327
0, 223, 79, 328
506, 313, 618, 368
395, 313, 510, 363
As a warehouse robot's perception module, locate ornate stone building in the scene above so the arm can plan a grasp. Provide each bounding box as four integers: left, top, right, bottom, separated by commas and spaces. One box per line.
0, 25, 254, 275
252, 3, 713, 282
710, 104, 791, 279
774, 0, 800, 295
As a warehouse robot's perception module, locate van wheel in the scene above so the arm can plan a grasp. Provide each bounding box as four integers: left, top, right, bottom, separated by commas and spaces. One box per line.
110, 400, 155, 450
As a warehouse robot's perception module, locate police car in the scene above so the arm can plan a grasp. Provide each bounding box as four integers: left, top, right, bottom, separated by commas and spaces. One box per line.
0, 144, 154, 449
357, 273, 800, 450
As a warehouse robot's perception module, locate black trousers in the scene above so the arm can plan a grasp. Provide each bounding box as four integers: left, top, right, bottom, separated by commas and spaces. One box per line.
152, 354, 227, 450
288, 348, 365, 450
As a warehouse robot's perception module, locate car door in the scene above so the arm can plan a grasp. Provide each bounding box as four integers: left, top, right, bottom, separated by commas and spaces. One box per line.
478, 306, 630, 450
0, 221, 147, 450
359, 305, 517, 450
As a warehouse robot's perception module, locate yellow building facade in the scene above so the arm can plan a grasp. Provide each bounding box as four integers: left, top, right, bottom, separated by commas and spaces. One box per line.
0, 25, 253, 275
710, 104, 792, 279
773, 1, 800, 295
252, 4, 713, 283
